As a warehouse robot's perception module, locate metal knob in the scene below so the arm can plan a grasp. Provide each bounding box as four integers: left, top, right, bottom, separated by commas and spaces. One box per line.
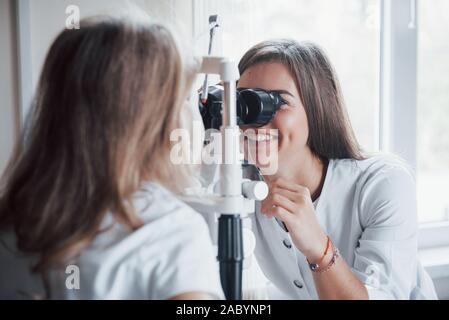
242, 180, 269, 201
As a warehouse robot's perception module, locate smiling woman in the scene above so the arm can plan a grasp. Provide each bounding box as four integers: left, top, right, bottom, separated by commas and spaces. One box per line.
237, 39, 437, 300
194, 0, 380, 151
238, 40, 363, 176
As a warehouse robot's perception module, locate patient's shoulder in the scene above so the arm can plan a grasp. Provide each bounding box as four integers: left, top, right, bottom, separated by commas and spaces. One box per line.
357, 152, 412, 173
114, 182, 221, 299
133, 181, 208, 233
62, 182, 218, 299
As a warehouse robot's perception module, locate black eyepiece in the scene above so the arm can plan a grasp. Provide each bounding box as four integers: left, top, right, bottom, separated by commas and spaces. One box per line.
200, 86, 286, 130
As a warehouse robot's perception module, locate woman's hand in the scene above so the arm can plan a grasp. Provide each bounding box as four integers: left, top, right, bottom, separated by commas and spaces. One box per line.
261, 177, 369, 299
260, 177, 328, 262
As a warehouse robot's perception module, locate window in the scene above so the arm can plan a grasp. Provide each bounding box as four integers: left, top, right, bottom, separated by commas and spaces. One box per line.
193, 0, 380, 152
417, 0, 449, 224
193, 0, 449, 229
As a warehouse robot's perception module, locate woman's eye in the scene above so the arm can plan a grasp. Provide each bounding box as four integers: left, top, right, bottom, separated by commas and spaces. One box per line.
279, 99, 290, 110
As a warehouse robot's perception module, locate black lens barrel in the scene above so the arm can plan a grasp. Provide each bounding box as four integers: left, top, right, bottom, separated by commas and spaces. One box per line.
200, 86, 284, 130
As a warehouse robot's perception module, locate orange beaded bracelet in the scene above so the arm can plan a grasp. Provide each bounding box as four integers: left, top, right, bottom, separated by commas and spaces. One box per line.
307, 235, 331, 272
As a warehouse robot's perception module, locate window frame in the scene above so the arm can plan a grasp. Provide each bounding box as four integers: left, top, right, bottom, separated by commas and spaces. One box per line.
380, 0, 449, 248
15, 0, 32, 125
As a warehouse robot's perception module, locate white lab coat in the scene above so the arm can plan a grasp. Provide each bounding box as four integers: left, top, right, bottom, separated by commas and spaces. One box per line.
246, 154, 438, 300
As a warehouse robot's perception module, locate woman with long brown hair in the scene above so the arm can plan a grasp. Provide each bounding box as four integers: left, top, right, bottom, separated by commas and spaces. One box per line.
0, 13, 223, 300
238, 39, 436, 299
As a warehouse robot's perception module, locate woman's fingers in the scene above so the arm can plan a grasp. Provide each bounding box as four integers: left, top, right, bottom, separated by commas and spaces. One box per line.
261, 178, 315, 228
269, 186, 303, 203
269, 178, 311, 197
266, 204, 295, 226
262, 193, 296, 215
262, 191, 293, 213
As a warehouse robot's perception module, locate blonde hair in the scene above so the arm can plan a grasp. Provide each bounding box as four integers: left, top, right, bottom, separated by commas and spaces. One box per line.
0, 13, 199, 280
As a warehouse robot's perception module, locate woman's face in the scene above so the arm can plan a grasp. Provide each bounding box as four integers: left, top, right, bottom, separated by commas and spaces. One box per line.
238, 62, 310, 173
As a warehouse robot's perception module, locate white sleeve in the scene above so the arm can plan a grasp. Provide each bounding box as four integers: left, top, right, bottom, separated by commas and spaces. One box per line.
351, 164, 418, 300
144, 210, 225, 300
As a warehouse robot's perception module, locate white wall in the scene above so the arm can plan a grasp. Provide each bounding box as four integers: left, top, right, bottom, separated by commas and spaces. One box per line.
0, 0, 19, 175
434, 277, 449, 300
28, 0, 193, 92
0, 0, 193, 174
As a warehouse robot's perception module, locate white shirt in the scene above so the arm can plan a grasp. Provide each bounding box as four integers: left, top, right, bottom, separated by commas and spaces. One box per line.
0, 182, 225, 300
249, 154, 438, 300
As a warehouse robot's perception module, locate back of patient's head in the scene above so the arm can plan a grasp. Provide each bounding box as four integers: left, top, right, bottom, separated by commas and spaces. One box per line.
0, 14, 198, 274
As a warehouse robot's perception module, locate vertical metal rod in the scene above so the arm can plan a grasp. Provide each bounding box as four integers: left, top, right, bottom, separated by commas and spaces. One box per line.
223, 81, 237, 127
219, 75, 242, 300
218, 215, 243, 300
201, 15, 220, 104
